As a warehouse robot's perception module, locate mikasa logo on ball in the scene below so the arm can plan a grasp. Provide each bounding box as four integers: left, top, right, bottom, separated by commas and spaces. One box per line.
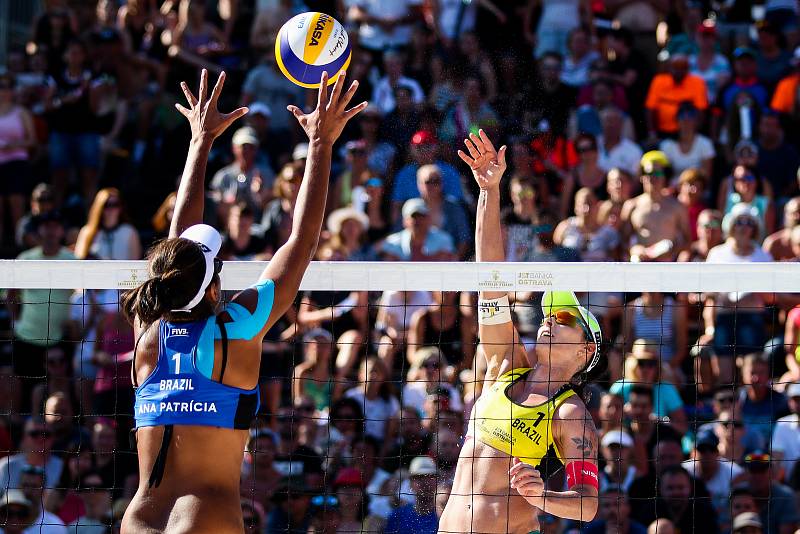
308, 14, 331, 46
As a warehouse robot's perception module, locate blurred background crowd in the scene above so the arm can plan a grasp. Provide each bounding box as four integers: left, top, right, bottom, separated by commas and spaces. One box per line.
2, 0, 800, 533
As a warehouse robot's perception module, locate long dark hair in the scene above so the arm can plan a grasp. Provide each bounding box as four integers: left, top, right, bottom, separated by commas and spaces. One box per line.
121, 238, 216, 325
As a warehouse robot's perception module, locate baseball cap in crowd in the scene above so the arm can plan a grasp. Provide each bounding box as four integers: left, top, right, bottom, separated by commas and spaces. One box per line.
695, 427, 719, 450
722, 202, 762, 237
172, 224, 223, 312
786, 383, 800, 398
248, 102, 271, 118
601, 429, 634, 449
411, 130, 437, 146
0, 489, 32, 520
293, 142, 309, 161
333, 467, 364, 488
232, 126, 259, 146
409, 456, 437, 477
402, 198, 430, 219
734, 46, 757, 60
732, 512, 763, 532
541, 291, 603, 373
743, 451, 771, 472
640, 151, 670, 175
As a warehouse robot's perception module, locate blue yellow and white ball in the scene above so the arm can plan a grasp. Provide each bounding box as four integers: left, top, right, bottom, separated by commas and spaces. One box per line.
275, 12, 352, 88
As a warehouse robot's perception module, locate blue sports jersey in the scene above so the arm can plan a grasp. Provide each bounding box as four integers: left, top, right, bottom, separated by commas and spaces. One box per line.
134, 280, 274, 430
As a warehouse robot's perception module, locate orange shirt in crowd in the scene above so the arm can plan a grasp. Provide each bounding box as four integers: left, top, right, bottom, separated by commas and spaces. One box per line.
771, 73, 800, 115
645, 73, 708, 133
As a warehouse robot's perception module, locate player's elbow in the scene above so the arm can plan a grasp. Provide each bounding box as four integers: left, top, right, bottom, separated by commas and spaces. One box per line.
577, 494, 598, 522
287, 234, 318, 263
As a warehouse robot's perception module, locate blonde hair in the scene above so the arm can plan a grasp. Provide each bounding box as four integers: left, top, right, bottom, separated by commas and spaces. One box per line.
75, 188, 127, 259
623, 339, 676, 384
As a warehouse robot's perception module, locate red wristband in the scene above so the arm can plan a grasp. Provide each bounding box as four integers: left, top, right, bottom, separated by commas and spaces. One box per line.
565, 461, 599, 490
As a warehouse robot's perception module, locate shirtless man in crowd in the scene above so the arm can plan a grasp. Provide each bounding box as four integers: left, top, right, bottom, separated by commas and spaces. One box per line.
621, 151, 691, 261
763, 197, 800, 261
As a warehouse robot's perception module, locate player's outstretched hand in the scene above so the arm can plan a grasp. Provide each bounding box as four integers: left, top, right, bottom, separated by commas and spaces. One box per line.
176, 69, 248, 143
287, 71, 368, 146
458, 129, 507, 191
509, 457, 545, 507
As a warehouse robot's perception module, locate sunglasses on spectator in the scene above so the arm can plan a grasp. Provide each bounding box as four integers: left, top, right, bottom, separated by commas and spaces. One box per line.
733, 218, 758, 229
702, 220, 721, 229
644, 170, 666, 179
636, 359, 658, 368
516, 187, 535, 199
28, 429, 52, 439
423, 178, 441, 186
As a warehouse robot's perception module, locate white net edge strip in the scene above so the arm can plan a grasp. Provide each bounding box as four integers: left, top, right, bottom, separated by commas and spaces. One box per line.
0, 260, 798, 293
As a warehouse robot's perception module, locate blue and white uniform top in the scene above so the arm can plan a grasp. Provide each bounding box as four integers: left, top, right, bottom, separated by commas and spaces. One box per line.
134, 279, 275, 431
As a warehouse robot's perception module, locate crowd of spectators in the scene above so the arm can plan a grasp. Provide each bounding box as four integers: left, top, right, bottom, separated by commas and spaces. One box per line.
2, 0, 800, 533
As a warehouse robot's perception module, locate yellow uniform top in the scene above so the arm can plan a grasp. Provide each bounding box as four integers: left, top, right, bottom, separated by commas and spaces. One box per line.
470, 368, 576, 480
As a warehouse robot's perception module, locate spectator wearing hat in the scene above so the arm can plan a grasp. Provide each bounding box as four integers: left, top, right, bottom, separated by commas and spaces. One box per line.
690, 20, 732, 104
683, 428, 746, 527
584, 484, 648, 534
292, 328, 336, 413
325, 206, 374, 262
763, 197, 800, 260
718, 48, 770, 116
391, 130, 465, 220
67, 472, 110, 534
17, 464, 67, 534
621, 151, 691, 261
385, 457, 438, 534
659, 102, 715, 180
332, 466, 380, 532
599, 430, 637, 492
380, 198, 455, 261
210, 126, 275, 223
741, 451, 799, 534
731, 511, 764, 534
645, 53, 708, 139
0, 489, 35, 533
330, 140, 372, 214
755, 112, 800, 202
771, 382, 800, 484
414, 164, 471, 257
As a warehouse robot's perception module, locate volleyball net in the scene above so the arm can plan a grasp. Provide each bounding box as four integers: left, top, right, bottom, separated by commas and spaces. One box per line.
1, 260, 799, 533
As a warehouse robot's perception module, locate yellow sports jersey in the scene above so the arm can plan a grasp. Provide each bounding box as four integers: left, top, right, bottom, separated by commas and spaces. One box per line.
470, 368, 576, 480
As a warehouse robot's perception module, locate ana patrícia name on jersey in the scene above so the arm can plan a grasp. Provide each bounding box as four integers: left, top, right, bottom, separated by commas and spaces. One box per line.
137, 400, 218, 415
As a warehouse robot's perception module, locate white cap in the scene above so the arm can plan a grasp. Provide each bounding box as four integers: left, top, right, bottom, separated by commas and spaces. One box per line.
172, 224, 222, 312
248, 101, 272, 118
409, 456, 437, 476
293, 142, 309, 160
232, 126, 259, 146
601, 429, 634, 448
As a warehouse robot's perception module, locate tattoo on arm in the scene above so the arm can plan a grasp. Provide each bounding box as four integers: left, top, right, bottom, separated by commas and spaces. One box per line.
571, 436, 594, 457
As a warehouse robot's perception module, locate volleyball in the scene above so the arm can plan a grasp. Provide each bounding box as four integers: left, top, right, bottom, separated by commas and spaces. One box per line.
275, 12, 352, 89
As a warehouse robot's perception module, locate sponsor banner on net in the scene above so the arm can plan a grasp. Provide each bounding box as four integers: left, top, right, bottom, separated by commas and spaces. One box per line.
477, 269, 515, 291
516, 271, 554, 288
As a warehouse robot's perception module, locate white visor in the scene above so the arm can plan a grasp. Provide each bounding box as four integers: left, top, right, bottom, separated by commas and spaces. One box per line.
171, 224, 222, 312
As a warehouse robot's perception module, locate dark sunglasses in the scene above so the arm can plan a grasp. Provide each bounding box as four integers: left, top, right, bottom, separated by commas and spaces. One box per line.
636, 359, 658, 368
424, 178, 441, 185
27, 429, 52, 438
213, 257, 223, 275
733, 218, 757, 228
702, 220, 722, 229
644, 170, 666, 179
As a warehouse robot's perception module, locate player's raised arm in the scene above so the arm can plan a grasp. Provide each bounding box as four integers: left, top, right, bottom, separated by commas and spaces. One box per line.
458, 130, 529, 380
252, 71, 367, 333
170, 69, 248, 238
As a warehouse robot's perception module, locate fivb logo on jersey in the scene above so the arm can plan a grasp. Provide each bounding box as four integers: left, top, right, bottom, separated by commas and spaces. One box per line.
170, 327, 189, 336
